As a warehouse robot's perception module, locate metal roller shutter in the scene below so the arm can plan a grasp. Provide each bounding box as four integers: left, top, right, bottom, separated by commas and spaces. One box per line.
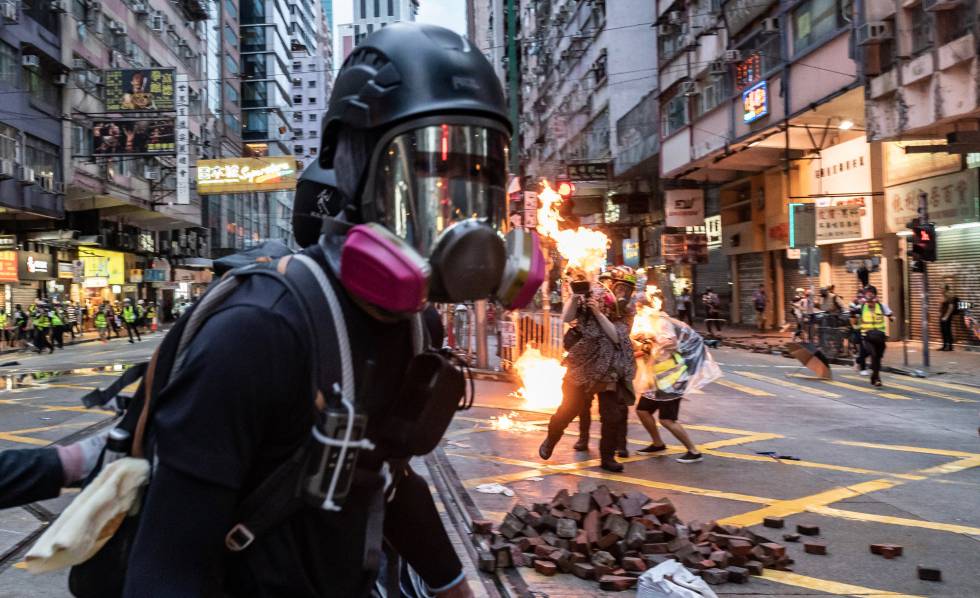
909, 226, 980, 346
12, 284, 38, 309
783, 253, 818, 316
694, 247, 730, 319
736, 253, 764, 325
830, 241, 882, 306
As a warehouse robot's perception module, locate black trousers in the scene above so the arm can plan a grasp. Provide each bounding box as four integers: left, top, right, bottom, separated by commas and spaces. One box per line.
34, 327, 52, 352
677, 309, 693, 326
125, 322, 141, 342
51, 325, 64, 349
549, 377, 626, 460
857, 330, 887, 383
940, 318, 954, 349
706, 310, 722, 334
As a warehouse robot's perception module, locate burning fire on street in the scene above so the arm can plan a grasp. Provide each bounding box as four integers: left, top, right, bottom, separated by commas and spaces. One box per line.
536, 181, 609, 274
510, 346, 566, 411
631, 285, 666, 395
488, 411, 540, 432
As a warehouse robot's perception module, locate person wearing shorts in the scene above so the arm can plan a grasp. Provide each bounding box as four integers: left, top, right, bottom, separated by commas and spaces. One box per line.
635, 390, 702, 463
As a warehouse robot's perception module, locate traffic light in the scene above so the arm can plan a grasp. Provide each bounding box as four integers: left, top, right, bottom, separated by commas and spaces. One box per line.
555, 176, 580, 230
910, 222, 937, 262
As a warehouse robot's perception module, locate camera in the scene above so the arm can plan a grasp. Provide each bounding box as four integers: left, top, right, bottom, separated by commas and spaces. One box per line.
570, 280, 591, 296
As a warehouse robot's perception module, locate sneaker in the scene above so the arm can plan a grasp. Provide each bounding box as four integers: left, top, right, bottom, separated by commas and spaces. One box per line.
638, 444, 668, 453
675, 452, 703, 464
859, 369, 870, 376
872, 379, 883, 387
600, 459, 624, 473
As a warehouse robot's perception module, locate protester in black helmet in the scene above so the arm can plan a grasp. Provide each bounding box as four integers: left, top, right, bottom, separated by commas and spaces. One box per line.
118, 23, 538, 598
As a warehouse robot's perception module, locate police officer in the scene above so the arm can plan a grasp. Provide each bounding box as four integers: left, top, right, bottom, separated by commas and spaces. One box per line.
32, 301, 52, 354
122, 298, 141, 343
49, 302, 65, 350
121, 23, 520, 597
94, 304, 109, 343
856, 286, 893, 387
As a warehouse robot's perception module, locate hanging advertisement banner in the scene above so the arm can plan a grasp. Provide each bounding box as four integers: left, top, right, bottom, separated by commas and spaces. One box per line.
18, 251, 53, 281
806, 137, 874, 244
0, 251, 16, 282
883, 169, 980, 233
92, 119, 175, 156
104, 68, 176, 111
196, 158, 299, 194
175, 73, 191, 205
664, 189, 705, 227
81, 249, 126, 285
622, 239, 640, 268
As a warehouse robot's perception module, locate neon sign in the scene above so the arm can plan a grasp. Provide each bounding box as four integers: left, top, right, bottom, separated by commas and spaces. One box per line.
742, 80, 769, 123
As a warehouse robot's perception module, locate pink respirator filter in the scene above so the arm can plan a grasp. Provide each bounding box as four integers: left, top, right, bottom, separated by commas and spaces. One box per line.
340, 223, 431, 314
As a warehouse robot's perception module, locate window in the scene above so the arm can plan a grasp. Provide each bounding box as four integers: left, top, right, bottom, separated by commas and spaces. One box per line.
225, 82, 239, 106
935, 1, 974, 46
360, 0, 365, 19
308, 62, 315, 70
225, 55, 239, 77
367, 24, 374, 34
293, 112, 303, 122
24, 68, 59, 113
696, 74, 731, 117
292, 61, 301, 70
224, 113, 241, 134
307, 79, 315, 88
224, 25, 239, 48
374, 0, 379, 17
294, 145, 304, 155
293, 94, 302, 104
0, 42, 17, 88
243, 82, 270, 107
308, 129, 317, 138
792, 0, 843, 54
388, 0, 393, 16
308, 113, 317, 121
25, 136, 60, 182
909, 2, 932, 55
662, 93, 688, 137
307, 96, 315, 104
224, 0, 238, 20
591, 49, 607, 86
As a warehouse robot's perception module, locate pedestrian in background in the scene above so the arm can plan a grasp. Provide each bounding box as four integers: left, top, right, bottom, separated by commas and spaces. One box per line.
107, 304, 121, 338
49, 302, 65, 350
752, 284, 767, 331
676, 287, 693, 326
122, 298, 142, 344
856, 286, 893, 387
146, 301, 158, 333
94, 304, 109, 343
939, 285, 959, 351
701, 288, 722, 335
13, 304, 27, 349
0, 307, 9, 350
32, 301, 52, 354
65, 301, 78, 340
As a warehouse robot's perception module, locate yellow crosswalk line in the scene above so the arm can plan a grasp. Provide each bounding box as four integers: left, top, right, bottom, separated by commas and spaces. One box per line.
841, 375, 976, 403
714, 378, 774, 397
734, 371, 841, 398
896, 375, 980, 396
809, 505, 980, 536
759, 570, 923, 597
788, 374, 912, 401
832, 440, 980, 458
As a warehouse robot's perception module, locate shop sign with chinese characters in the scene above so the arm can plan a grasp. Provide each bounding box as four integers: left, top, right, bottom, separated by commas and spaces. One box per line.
884, 169, 979, 233
816, 198, 864, 241
175, 74, 190, 205
196, 158, 299, 194
742, 80, 768, 123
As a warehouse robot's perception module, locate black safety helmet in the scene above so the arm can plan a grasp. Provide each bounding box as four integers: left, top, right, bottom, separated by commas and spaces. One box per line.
297, 22, 511, 239
292, 168, 346, 247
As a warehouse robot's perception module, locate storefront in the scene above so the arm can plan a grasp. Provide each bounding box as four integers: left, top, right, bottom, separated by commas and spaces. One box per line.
0, 250, 17, 313
17, 250, 55, 305
79, 248, 126, 305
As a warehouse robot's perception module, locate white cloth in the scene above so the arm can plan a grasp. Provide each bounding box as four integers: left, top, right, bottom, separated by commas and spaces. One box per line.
26, 457, 149, 573
637, 561, 720, 598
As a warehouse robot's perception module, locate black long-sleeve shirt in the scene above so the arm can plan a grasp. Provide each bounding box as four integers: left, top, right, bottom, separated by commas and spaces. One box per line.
124, 248, 462, 597
0, 447, 64, 509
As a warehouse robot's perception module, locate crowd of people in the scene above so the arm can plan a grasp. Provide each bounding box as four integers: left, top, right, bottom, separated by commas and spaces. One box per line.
0, 298, 159, 353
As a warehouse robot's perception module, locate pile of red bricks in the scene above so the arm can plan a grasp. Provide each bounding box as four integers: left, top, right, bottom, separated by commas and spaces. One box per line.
471, 485, 798, 592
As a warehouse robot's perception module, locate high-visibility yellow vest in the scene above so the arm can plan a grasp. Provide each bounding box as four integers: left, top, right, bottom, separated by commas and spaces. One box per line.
50, 311, 63, 327
860, 303, 887, 333
0, 312, 6, 327
34, 313, 50, 328
653, 352, 688, 392
95, 312, 107, 328
123, 306, 136, 323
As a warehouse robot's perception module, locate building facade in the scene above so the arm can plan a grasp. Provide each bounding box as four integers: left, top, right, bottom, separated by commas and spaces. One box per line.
338, 0, 418, 62
290, 0, 333, 172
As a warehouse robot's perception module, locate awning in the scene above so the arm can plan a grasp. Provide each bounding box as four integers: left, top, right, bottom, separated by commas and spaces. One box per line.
174, 257, 213, 269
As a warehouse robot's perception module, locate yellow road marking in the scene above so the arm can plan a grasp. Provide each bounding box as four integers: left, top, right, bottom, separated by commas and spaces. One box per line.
809, 505, 980, 536
684, 423, 780, 436
0, 432, 49, 445
569, 469, 776, 504
714, 379, 774, 397
833, 440, 980, 459
788, 374, 912, 401
734, 371, 841, 398
704, 449, 926, 480
700, 432, 782, 449
917, 456, 980, 476
718, 479, 899, 527
759, 570, 923, 597
0, 422, 92, 446
841, 375, 976, 403
462, 469, 553, 488
898, 375, 980, 397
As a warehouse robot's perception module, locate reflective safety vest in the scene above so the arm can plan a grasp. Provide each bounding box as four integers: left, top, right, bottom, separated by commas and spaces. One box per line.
652, 352, 688, 393
34, 313, 50, 328
123, 306, 136, 323
95, 312, 107, 328
0, 312, 6, 328
860, 303, 887, 333
50, 311, 64, 327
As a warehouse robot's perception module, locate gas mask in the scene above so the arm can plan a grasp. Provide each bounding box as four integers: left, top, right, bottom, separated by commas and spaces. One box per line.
311, 117, 544, 317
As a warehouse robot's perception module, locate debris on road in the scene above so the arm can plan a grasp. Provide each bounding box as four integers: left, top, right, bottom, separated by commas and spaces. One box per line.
796, 523, 820, 536
474, 483, 515, 497
803, 541, 827, 555
870, 543, 903, 559
762, 516, 784, 529
471, 485, 799, 590
917, 565, 942, 582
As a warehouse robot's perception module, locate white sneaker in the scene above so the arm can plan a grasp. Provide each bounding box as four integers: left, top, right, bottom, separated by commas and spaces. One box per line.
860, 369, 870, 376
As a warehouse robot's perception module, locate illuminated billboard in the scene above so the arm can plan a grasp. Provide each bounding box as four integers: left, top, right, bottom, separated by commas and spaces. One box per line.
742, 80, 769, 124
196, 158, 300, 194
92, 119, 175, 156
104, 68, 176, 112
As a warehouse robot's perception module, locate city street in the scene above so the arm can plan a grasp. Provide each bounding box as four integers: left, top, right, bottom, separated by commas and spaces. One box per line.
437, 347, 980, 597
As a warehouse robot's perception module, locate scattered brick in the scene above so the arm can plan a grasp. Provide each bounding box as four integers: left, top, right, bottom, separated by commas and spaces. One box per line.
591, 550, 617, 568
710, 550, 730, 568
697, 559, 717, 570
509, 546, 528, 568
570, 492, 593, 514
796, 524, 820, 536
603, 515, 630, 539
582, 510, 600, 544
591, 485, 614, 508
556, 518, 578, 539
533, 545, 553, 559
744, 560, 764, 575
763, 516, 785, 529
782, 533, 801, 542
917, 566, 942, 582
729, 539, 753, 557
598, 575, 636, 591
572, 562, 595, 580
803, 541, 827, 555
621, 556, 647, 572
645, 499, 676, 518
870, 543, 903, 558
534, 560, 557, 576
726, 565, 750, 583
760, 543, 786, 559
472, 520, 494, 535
477, 549, 495, 573
642, 542, 670, 554
625, 522, 647, 549
702, 568, 730, 585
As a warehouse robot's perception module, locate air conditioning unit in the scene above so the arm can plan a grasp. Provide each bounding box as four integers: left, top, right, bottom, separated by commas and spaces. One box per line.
924, 0, 962, 10
150, 14, 164, 31
132, 1, 149, 14
709, 60, 727, 75
167, 24, 176, 34
72, 58, 88, 69
724, 49, 742, 63
0, 2, 16, 21
18, 166, 35, 185
22, 55, 40, 70
681, 80, 698, 96
857, 21, 894, 45
178, 39, 188, 47
49, 0, 67, 13
53, 73, 68, 85
38, 173, 54, 191
143, 167, 161, 181
761, 17, 779, 33
110, 50, 124, 67
181, 47, 195, 60
0, 159, 14, 179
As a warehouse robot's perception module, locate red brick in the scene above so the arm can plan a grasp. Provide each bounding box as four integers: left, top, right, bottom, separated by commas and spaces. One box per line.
803, 541, 827, 555
796, 524, 820, 536
534, 560, 557, 576
571, 562, 595, 580
761, 543, 786, 559
533, 545, 553, 558
552, 489, 571, 509
701, 568, 730, 585
477, 549, 495, 573
762, 516, 785, 529
592, 564, 613, 579
621, 556, 647, 572
570, 492, 593, 513
598, 575, 637, 591
782, 533, 801, 542
744, 560, 764, 575
726, 565, 750, 583
591, 485, 614, 508
644, 499, 676, 518
728, 539, 753, 557
870, 543, 903, 558
710, 550, 730, 568
509, 546, 528, 568
697, 559, 717, 570
917, 566, 941, 582
471, 519, 494, 535
591, 550, 617, 568
642, 542, 670, 554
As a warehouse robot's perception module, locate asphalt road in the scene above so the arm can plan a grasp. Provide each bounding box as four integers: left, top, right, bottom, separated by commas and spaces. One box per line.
1, 340, 978, 596
444, 347, 980, 597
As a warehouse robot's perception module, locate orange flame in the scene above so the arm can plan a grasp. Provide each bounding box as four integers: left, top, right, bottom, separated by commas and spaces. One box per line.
535, 180, 609, 275
631, 285, 666, 394
510, 346, 566, 411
